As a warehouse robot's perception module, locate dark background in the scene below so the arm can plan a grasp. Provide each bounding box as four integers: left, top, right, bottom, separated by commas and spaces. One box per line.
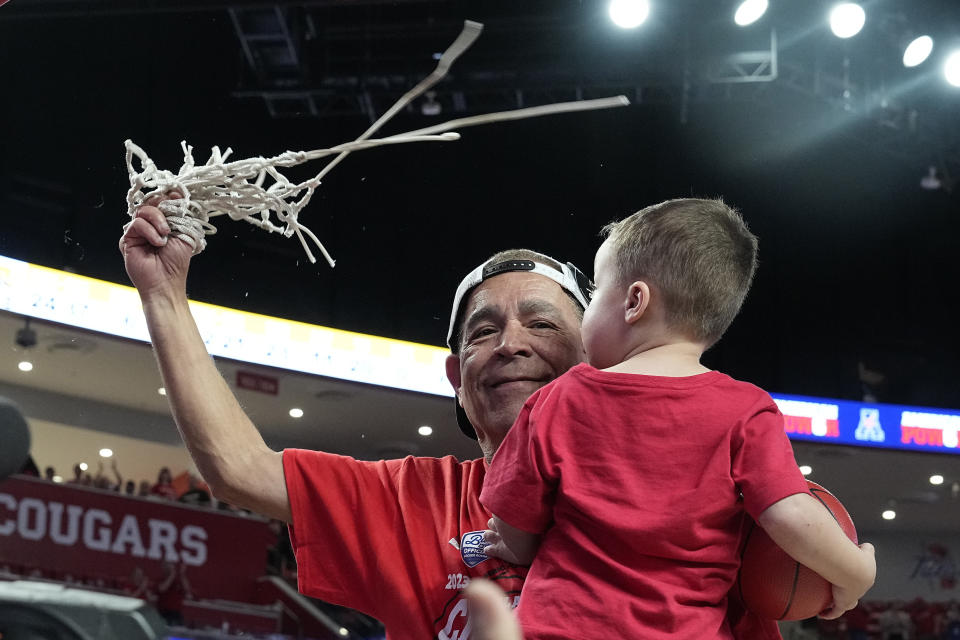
1, 0, 958, 408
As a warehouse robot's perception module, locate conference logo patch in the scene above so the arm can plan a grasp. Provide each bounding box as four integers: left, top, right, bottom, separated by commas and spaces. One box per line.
460, 530, 489, 568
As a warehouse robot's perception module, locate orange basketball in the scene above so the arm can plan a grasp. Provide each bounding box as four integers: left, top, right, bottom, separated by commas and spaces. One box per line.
737, 480, 858, 620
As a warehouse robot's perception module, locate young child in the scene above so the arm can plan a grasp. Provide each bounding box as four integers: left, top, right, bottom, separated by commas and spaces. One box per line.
479, 198, 876, 639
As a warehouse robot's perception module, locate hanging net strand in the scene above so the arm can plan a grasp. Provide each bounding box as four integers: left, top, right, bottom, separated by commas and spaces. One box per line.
124, 20, 630, 267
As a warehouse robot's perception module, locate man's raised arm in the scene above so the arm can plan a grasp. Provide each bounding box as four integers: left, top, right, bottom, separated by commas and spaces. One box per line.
120, 195, 291, 522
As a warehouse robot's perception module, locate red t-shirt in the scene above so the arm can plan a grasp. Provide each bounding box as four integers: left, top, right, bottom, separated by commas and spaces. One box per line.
282, 450, 528, 640
481, 363, 809, 640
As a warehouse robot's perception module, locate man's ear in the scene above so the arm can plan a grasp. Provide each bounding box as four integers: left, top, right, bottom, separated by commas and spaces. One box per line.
624, 281, 651, 325
445, 353, 463, 400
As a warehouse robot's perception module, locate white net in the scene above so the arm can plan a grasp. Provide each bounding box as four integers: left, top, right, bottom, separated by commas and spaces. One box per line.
124, 20, 629, 267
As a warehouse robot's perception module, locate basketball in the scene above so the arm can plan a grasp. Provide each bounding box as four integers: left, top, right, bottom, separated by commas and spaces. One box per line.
737, 480, 858, 620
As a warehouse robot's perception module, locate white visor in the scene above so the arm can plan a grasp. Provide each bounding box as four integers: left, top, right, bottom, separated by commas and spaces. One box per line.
446, 256, 593, 349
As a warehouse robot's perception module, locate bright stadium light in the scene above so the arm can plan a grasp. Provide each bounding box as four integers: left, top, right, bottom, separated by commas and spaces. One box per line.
829, 3, 865, 39
945, 50, 960, 87
903, 35, 934, 67
609, 0, 650, 29
734, 0, 768, 27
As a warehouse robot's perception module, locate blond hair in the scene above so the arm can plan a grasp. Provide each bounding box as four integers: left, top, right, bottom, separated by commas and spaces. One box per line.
602, 198, 757, 347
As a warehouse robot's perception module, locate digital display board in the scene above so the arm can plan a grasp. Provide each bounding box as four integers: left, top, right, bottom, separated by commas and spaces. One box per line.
771, 393, 960, 455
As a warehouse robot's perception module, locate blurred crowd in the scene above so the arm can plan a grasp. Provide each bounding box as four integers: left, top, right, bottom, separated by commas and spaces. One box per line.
26, 459, 248, 510
781, 599, 960, 640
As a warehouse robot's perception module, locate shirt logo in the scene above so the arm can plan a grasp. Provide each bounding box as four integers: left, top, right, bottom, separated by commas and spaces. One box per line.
460, 530, 489, 568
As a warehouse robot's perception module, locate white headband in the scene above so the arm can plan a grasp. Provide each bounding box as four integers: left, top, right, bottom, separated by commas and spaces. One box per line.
446, 256, 593, 349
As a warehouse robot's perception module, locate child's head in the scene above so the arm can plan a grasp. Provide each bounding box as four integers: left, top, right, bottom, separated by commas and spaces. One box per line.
585, 198, 757, 364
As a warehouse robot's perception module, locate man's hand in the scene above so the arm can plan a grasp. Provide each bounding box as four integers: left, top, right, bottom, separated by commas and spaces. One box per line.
483, 516, 539, 567
820, 542, 876, 620
119, 193, 193, 298
465, 579, 523, 640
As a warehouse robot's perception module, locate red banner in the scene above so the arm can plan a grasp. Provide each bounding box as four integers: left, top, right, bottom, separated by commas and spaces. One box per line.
0, 475, 275, 602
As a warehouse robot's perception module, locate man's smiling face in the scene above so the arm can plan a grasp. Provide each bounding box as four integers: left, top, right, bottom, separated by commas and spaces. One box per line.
447, 271, 586, 459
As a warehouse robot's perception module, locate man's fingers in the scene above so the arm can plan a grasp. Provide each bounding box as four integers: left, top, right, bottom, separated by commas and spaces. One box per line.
135, 205, 172, 236
143, 190, 184, 208
125, 217, 169, 248
465, 579, 523, 640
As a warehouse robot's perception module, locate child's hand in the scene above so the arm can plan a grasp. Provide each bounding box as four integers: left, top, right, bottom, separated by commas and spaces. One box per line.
820, 542, 876, 619
482, 520, 524, 566
482, 517, 538, 566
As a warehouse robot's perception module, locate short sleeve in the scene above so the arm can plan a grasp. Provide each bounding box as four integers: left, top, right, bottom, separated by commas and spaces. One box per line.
480, 387, 559, 534
282, 448, 402, 615
732, 402, 810, 518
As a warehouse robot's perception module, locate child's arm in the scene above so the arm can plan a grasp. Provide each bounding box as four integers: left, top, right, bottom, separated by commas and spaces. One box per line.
758, 493, 876, 619
483, 516, 541, 566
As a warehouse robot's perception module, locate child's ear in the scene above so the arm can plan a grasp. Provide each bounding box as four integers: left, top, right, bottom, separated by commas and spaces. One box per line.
624, 281, 650, 325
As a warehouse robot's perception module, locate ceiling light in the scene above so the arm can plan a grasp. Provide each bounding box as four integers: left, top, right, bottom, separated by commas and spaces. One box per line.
882, 509, 896, 520
418, 425, 433, 437
158, 387, 166, 396
734, 0, 768, 27
903, 35, 934, 67
930, 474, 945, 485
945, 50, 960, 88
289, 408, 304, 418
829, 3, 865, 39
52, 475, 63, 483
99, 448, 113, 458
799, 465, 813, 476
608, 0, 650, 29
79, 462, 88, 471
18, 361, 33, 372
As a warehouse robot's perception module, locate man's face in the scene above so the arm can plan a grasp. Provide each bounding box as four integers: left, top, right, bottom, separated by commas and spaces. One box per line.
446, 272, 586, 459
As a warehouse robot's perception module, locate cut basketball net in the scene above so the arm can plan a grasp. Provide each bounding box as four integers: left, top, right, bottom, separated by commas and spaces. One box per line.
124, 20, 629, 267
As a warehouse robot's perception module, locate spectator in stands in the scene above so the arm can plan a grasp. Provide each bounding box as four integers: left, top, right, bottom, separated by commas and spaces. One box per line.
67, 463, 83, 484
878, 601, 913, 640
944, 603, 960, 640
909, 598, 940, 640
178, 475, 211, 507
151, 467, 178, 500
93, 459, 123, 491
43, 466, 56, 482
266, 519, 295, 578
844, 602, 873, 640
138, 480, 152, 497
17, 456, 39, 477
124, 480, 137, 495
124, 566, 153, 601
156, 561, 192, 626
